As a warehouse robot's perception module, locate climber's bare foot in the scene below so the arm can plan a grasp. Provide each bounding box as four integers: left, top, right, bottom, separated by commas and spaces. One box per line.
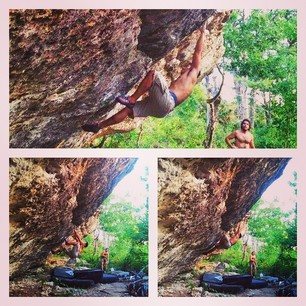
82, 123, 101, 133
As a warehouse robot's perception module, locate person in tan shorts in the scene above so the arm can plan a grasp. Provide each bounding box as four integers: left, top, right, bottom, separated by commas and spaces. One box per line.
249, 251, 257, 276
101, 248, 109, 271
82, 22, 208, 133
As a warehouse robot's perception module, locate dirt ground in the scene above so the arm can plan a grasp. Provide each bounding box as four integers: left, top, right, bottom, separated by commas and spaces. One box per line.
158, 266, 277, 298
10, 255, 133, 297
159, 280, 276, 297
10, 273, 132, 297
75, 282, 131, 297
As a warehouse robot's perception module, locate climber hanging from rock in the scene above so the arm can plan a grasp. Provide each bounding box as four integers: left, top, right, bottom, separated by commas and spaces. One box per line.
82, 22, 208, 133
61, 229, 88, 265
225, 119, 255, 148
218, 220, 247, 249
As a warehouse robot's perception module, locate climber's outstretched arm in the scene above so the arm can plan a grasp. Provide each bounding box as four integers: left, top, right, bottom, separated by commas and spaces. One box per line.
190, 22, 207, 73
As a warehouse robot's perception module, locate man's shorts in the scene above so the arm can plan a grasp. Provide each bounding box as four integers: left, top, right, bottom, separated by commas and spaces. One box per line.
133, 71, 176, 118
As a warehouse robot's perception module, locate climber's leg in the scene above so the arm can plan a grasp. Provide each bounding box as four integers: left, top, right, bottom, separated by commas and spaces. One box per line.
116, 70, 156, 107
130, 70, 155, 101
82, 107, 132, 133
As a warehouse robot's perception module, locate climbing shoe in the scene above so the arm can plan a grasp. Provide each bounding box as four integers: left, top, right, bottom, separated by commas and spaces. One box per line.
116, 96, 135, 109
81, 123, 100, 133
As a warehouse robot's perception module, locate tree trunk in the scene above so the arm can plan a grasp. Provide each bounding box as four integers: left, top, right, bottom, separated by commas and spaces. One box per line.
203, 66, 225, 148
137, 125, 144, 148
204, 97, 221, 148
235, 79, 248, 120
249, 89, 256, 127
262, 92, 272, 125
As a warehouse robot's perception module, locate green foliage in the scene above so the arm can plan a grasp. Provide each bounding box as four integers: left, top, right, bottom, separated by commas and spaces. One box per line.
99, 197, 148, 271
78, 195, 149, 272
208, 241, 248, 274
102, 85, 207, 148
79, 235, 103, 267
206, 171, 297, 278
223, 9, 297, 148
92, 10, 296, 149
248, 201, 297, 277
210, 203, 296, 278
212, 102, 240, 148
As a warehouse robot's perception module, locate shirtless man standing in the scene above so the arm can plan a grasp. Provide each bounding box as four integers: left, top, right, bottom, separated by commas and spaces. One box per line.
101, 248, 109, 271
82, 22, 208, 133
225, 119, 255, 148
249, 251, 257, 276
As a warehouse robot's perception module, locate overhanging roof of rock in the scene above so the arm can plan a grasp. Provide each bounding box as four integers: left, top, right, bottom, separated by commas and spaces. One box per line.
9, 158, 136, 279
158, 158, 290, 283
9, 9, 228, 148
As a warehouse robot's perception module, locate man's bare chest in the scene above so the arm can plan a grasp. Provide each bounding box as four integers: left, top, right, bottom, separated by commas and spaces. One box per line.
236, 132, 252, 143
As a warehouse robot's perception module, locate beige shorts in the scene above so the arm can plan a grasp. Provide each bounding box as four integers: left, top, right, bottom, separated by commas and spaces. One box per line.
133, 71, 176, 118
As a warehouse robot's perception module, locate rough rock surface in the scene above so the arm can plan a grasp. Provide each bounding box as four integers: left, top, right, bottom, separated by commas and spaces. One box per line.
9, 9, 230, 148
9, 158, 136, 279
158, 158, 289, 283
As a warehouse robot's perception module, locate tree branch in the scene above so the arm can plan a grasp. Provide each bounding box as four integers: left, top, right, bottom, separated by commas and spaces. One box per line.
207, 65, 225, 104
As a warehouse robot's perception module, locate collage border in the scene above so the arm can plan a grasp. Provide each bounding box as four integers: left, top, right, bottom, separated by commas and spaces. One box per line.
1, 1, 305, 305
